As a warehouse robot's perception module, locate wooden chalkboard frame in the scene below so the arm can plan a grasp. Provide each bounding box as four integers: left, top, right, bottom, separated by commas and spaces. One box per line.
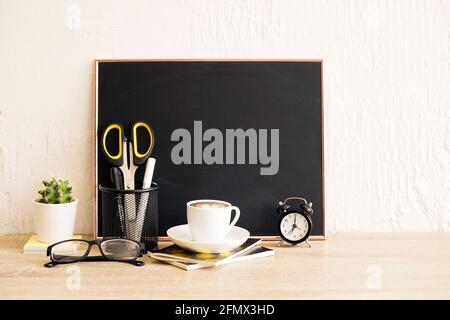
93, 59, 325, 240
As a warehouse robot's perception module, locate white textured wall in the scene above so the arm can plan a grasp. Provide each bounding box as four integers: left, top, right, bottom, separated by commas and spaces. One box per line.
0, 0, 449, 234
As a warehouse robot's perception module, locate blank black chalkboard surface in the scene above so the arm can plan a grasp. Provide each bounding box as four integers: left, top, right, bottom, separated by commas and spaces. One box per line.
95, 60, 324, 239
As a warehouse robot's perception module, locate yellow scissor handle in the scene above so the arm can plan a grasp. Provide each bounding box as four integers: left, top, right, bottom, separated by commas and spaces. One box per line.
102, 123, 124, 166
132, 121, 155, 165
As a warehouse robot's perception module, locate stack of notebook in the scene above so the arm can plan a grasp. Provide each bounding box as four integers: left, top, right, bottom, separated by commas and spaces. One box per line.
149, 239, 274, 270
23, 235, 82, 254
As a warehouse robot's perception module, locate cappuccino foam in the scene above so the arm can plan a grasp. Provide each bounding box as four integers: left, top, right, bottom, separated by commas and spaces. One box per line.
191, 201, 229, 209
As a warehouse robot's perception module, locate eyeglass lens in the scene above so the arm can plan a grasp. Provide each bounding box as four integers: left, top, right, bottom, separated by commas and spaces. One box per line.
100, 239, 140, 261
51, 240, 90, 263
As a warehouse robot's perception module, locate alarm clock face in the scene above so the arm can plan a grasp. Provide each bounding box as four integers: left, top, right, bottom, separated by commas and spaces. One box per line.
280, 212, 310, 242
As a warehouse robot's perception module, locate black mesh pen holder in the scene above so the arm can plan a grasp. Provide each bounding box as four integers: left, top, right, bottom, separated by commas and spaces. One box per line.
99, 183, 159, 252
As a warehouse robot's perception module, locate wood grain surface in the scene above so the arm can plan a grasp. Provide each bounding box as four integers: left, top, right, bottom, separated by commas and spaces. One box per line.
1, 233, 449, 299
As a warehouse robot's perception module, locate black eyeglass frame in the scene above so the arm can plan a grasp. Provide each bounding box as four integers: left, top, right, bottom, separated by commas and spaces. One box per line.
44, 238, 146, 268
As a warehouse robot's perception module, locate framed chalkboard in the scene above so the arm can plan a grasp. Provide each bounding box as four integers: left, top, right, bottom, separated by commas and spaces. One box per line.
94, 59, 324, 239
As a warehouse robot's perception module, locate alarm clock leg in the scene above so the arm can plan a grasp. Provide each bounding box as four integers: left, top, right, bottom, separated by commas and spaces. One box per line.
277, 240, 284, 247
305, 240, 312, 248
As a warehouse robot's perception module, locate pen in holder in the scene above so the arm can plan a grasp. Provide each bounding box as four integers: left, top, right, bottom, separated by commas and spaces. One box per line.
99, 183, 159, 252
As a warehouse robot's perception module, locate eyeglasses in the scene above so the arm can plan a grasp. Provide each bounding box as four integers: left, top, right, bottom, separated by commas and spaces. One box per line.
44, 239, 146, 267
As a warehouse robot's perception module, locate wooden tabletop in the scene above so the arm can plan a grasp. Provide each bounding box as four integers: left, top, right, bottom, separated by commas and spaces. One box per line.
0, 234, 449, 299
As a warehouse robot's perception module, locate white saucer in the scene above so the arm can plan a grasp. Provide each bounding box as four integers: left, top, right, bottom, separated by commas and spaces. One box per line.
166, 224, 250, 253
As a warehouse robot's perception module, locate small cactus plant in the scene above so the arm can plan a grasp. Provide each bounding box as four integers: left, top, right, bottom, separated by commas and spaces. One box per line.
37, 178, 73, 204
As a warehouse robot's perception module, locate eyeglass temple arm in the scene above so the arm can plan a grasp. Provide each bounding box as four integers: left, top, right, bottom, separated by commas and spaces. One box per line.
45, 257, 145, 268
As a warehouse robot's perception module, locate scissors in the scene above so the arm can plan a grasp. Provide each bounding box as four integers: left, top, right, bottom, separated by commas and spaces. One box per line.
101, 121, 155, 190
101, 121, 155, 224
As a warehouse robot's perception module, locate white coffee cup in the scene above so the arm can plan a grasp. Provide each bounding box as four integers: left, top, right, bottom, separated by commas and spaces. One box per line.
187, 199, 240, 243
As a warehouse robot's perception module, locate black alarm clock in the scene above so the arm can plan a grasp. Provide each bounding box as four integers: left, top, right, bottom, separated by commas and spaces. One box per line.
277, 197, 313, 246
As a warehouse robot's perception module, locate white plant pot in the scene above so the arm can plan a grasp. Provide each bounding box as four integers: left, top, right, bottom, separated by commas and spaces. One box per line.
33, 198, 78, 244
